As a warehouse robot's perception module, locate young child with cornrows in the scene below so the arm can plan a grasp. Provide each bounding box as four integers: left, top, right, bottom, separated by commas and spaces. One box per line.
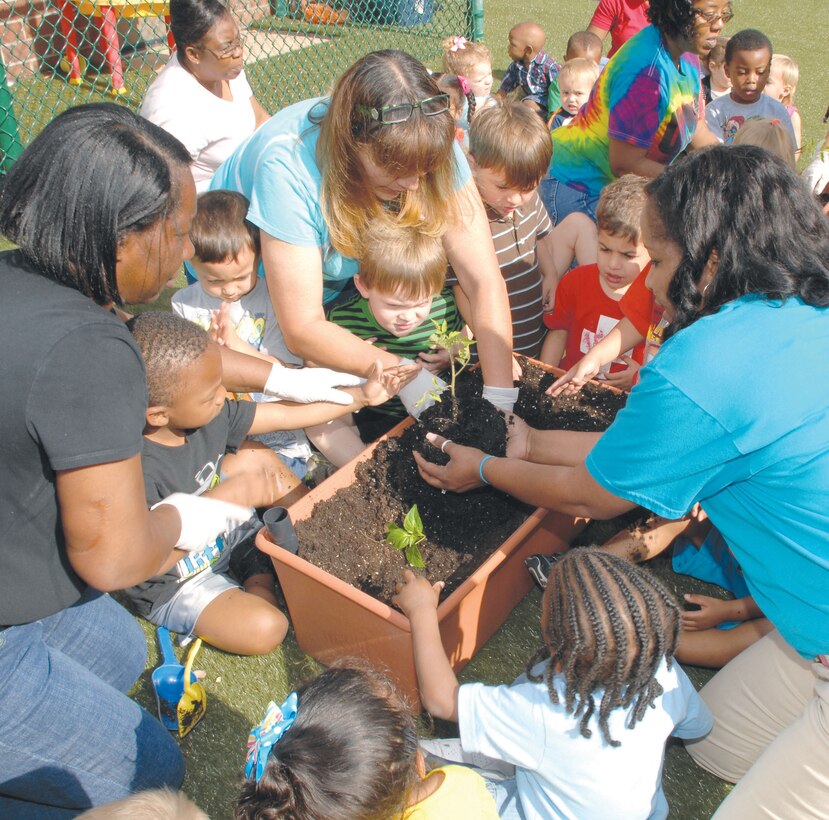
395, 549, 712, 819
236, 665, 498, 819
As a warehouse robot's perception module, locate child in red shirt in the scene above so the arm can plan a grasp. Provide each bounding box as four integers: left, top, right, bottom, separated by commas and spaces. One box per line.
540, 175, 650, 390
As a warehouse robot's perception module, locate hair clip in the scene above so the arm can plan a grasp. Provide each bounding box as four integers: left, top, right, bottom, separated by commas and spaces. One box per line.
245, 692, 298, 783
449, 35, 467, 52
457, 75, 472, 96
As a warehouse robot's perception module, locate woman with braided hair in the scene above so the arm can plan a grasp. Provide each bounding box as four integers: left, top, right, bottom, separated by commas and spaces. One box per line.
395, 549, 712, 819
415, 144, 829, 816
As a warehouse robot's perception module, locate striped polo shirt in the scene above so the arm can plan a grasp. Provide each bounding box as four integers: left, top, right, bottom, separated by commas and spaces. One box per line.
448, 190, 551, 360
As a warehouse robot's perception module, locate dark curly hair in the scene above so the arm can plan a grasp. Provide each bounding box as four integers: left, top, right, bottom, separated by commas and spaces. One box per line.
645, 145, 829, 338
235, 665, 419, 820
647, 0, 698, 43
527, 548, 681, 747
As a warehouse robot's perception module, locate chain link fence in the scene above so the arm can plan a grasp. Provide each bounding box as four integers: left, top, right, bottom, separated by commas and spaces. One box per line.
1, 0, 484, 172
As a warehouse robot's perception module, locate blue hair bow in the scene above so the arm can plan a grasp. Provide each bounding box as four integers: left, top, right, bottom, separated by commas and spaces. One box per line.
245, 692, 298, 783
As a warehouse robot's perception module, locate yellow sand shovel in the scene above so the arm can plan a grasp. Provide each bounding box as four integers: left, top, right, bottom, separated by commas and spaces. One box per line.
177, 638, 207, 738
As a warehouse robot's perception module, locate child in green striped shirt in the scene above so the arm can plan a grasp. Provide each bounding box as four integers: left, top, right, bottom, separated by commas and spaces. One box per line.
328, 218, 467, 442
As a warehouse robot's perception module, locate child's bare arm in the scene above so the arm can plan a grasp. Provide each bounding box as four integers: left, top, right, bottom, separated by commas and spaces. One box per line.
603, 516, 694, 563
393, 570, 459, 721
682, 594, 764, 631
547, 213, 598, 277
547, 318, 644, 397
536, 232, 560, 310
539, 329, 567, 367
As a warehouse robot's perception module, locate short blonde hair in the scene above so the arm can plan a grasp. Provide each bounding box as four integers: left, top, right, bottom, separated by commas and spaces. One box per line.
770, 54, 799, 105
359, 216, 447, 300
468, 100, 552, 190
316, 50, 457, 261
441, 37, 492, 77
557, 58, 600, 90
78, 789, 208, 819
731, 117, 796, 169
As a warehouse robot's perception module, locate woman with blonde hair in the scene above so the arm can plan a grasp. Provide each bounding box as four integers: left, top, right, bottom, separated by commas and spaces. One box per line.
211, 50, 517, 415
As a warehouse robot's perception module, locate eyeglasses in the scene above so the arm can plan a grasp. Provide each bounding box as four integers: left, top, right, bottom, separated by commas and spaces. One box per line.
693, 5, 733, 25
200, 35, 244, 60
358, 94, 451, 125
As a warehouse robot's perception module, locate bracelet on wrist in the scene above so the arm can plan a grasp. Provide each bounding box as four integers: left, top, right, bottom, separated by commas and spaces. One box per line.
479, 455, 495, 485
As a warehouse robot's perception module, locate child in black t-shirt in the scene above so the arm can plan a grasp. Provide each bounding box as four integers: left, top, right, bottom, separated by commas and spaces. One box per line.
125, 312, 400, 655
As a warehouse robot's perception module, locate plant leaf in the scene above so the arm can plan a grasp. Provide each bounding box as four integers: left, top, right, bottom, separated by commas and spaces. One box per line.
405, 542, 426, 568
403, 504, 422, 535
386, 524, 410, 551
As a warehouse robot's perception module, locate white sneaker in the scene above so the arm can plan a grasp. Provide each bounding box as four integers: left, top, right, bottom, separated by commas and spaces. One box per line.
419, 738, 516, 780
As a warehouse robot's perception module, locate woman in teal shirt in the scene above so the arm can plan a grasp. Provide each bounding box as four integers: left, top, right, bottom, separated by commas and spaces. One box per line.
211, 50, 517, 412
415, 146, 829, 816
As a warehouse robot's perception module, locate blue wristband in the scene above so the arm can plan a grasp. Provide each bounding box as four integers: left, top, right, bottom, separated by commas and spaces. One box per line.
479, 455, 495, 485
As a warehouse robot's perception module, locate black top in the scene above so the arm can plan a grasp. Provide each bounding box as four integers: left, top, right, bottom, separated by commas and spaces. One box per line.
125, 399, 256, 614
0, 251, 147, 625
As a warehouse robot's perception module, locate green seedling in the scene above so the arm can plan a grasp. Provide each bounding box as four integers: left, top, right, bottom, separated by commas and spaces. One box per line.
386, 504, 426, 569
416, 319, 475, 413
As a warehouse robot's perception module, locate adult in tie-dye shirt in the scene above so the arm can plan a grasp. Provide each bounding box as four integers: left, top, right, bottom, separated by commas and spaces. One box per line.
541, 0, 729, 224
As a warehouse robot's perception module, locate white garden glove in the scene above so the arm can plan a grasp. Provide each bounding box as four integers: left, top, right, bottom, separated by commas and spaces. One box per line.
397, 358, 447, 419
153, 493, 255, 552
482, 384, 520, 413
264, 362, 364, 405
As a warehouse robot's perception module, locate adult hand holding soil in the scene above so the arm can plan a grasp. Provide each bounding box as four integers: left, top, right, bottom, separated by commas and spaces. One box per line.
413, 433, 489, 494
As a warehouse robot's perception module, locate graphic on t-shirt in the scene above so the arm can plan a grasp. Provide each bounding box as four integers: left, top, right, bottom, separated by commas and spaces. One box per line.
580, 314, 633, 374
722, 116, 745, 144
193, 457, 222, 493
175, 534, 228, 581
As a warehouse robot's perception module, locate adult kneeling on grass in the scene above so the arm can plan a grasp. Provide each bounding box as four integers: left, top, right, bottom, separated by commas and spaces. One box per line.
415, 145, 829, 817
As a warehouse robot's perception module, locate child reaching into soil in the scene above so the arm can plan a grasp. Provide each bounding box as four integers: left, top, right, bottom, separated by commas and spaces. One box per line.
123, 312, 404, 655
328, 218, 465, 443
394, 549, 712, 819
601, 515, 774, 668
236, 665, 498, 819
540, 174, 651, 390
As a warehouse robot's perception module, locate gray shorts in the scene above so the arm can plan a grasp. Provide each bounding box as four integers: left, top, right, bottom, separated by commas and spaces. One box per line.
145, 561, 240, 638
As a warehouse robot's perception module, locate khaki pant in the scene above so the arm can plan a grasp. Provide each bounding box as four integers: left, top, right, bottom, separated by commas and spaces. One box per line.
685, 630, 829, 818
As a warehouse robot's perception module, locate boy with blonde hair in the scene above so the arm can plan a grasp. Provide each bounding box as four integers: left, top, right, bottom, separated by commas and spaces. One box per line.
328, 218, 463, 440
456, 100, 594, 360
549, 58, 601, 130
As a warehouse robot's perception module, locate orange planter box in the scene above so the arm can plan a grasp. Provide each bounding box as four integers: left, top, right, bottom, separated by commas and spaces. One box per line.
256, 358, 602, 710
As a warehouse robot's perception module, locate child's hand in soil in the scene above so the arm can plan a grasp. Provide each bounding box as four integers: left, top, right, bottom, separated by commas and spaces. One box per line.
413, 433, 488, 493
393, 569, 444, 618
681, 594, 737, 631
547, 356, 601, 398
359, 359, 418, 406
417, 346, 451, 375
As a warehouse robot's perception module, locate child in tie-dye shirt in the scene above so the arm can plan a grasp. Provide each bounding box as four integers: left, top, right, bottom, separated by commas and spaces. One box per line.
540, 0, 728, 224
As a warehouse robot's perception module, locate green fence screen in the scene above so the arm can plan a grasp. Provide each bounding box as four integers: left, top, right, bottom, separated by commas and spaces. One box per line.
1, 0, 480, 169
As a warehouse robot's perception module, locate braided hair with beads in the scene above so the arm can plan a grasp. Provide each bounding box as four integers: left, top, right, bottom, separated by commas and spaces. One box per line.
526, 548, 681, 747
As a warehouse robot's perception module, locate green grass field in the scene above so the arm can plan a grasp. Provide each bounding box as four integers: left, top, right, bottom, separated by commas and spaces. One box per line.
3, 2, 823, 815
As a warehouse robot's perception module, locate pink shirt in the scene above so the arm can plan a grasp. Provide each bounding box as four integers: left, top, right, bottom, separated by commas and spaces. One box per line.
590, 0, 651, 58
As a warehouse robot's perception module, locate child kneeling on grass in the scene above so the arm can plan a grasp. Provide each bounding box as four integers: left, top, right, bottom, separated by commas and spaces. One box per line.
236, 665, 499, 819
395, 549, 712, 820
124, 312, 403, 655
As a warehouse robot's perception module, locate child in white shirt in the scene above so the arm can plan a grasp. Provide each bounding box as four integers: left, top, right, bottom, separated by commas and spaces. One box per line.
395, 547, 712, 820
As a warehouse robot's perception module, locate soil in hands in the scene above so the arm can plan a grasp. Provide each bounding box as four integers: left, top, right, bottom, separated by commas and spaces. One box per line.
295, 359, 628, 604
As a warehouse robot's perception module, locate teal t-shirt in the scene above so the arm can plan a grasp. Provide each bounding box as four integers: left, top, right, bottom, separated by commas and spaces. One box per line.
211, 97, 472, 304
586, 296, 829, 659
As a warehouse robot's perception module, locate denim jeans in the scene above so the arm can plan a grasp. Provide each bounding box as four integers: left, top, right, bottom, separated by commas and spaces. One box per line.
0, 589, 184, 817
538, 175, 600, 225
